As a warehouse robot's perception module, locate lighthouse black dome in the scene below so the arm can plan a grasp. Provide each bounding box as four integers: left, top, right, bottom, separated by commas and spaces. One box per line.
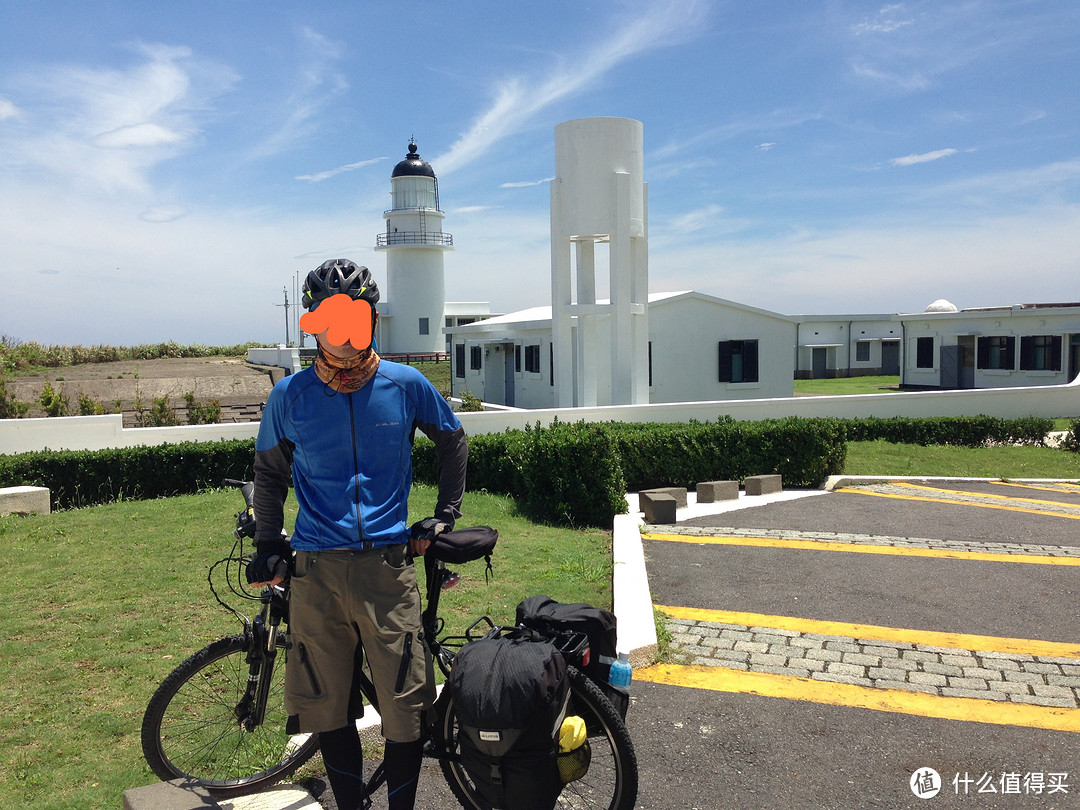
391, 141, 435, 178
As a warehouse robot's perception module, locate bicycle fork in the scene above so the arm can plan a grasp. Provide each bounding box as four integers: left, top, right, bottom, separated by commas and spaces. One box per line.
236, 594, 284, 731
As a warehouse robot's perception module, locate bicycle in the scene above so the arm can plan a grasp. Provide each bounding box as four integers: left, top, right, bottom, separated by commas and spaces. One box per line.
141, 479, 638, 809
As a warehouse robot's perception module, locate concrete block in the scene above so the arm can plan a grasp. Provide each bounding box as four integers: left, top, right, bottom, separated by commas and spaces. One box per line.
0, 486, 50, 516
696, 480, 739, 503
122, 778, 220, 810
639, 486, 687, 508
744, 475, 782, 496
640, 492, 677, 524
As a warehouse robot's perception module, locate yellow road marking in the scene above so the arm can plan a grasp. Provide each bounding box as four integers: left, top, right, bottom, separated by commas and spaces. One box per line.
636, 663, 1080, 733
992, 480, 1080, 496
891, 481, 1080, 510
641, 532, 1080, 566
838, 487, 1080, 520
656, 604, 1080, 658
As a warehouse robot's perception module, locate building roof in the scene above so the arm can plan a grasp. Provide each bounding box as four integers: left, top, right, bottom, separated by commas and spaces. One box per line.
391, 141, 435, 179
446, 290, 792, 334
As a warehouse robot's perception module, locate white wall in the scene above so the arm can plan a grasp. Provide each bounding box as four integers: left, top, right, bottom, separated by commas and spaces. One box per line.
4, 376, 1076, 454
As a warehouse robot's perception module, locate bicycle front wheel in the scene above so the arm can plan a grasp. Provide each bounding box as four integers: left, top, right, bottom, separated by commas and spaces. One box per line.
436, 666, 638, 810
141, 633, 320, 796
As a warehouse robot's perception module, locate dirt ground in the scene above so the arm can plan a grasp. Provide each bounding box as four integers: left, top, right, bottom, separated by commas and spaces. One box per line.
6, 356, 280, 424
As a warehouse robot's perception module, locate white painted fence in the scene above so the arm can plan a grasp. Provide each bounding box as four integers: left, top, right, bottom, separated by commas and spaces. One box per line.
2, 376, 1077, 455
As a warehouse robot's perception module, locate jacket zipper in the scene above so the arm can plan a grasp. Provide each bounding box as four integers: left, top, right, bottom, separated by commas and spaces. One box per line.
347, 396, 364, 546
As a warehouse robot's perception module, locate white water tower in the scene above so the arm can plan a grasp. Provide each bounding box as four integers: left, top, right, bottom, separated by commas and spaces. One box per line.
551, 117, 649, 406
376, 141, 453, 354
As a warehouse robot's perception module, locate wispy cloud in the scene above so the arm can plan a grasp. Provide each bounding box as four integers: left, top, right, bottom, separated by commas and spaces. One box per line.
0, 96, 22, 120
0, 42, 237, 192
434, 0, 709, 176
851, 4, 915, 35
501, 178, 555, 188
296, 157, 387, 183
244, 26, 349, 161
891, 148, 958, 166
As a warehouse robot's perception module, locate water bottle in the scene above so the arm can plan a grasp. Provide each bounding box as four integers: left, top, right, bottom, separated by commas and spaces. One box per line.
609, 652, 633, 688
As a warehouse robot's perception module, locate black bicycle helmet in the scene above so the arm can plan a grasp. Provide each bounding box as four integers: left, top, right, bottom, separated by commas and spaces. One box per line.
302, 259, 380, 310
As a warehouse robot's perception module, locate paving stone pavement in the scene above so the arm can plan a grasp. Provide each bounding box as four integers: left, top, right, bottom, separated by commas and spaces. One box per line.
644, 523, 1080, 557
654, 526, 1080, 709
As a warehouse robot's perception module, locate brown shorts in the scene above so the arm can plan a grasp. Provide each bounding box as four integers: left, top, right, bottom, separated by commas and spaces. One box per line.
285, 545, 435, 741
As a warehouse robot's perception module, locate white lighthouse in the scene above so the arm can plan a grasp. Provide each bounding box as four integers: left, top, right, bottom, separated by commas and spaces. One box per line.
376, 141, 453, 355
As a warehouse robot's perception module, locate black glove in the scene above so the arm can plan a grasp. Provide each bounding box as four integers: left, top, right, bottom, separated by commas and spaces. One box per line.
245, 539, 291, 584
410, 517, 449, 541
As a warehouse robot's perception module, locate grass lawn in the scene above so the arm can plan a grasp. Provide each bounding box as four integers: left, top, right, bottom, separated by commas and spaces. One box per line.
845, 440, 1080, 479
793, 375, 901, 396
0, 484, 609, 810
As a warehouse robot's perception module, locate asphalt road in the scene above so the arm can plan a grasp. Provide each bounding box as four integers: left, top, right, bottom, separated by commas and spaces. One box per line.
632, 479, 1080, 810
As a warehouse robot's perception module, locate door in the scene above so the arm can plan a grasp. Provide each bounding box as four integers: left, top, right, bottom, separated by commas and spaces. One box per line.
939, 346, 959, 388
881, 340, 900, 376
812, 348, 827, 379
958, 335, 976, 388
1070, 334, 1080, 383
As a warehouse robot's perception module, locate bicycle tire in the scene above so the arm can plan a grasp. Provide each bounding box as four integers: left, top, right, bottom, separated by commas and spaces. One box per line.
141, 633, 320, 796
436, 666, 638, 810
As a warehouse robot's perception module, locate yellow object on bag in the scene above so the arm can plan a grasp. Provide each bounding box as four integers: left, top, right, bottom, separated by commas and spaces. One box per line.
557, 715, 591, 783
559, 715, 587, 752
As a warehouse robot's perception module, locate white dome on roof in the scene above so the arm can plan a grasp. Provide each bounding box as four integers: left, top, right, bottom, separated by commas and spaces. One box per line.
925, 298, 958, 313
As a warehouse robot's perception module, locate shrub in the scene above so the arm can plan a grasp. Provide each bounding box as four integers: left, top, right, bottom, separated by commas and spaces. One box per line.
39, 381, 70, 417
415, 416, 847, 527
184, 392, 222, 425
0, 378, 29, 419
1062, 418, 1080, 453
0, 440, 256, 510
841, 415, 1053, 447
458, 391, 484, 412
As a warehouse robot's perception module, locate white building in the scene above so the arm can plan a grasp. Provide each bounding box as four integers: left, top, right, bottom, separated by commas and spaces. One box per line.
899, 300, 1080, 389
447, 291, 796, 409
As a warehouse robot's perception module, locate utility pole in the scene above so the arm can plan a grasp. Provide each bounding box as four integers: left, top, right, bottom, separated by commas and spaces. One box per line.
276, 286, 290, 346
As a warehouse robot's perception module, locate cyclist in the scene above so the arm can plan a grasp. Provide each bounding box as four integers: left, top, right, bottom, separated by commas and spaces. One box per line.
246, 259, 468, 810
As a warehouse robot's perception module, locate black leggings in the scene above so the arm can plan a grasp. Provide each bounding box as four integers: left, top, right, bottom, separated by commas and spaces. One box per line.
319, 725, 423, 810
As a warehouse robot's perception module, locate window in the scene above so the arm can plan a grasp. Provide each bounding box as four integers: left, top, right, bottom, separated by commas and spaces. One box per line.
524, 344, 541, 373
648, 341, 653, 387
915, 337, 934, 369
454, 344, 465, 378
718, 340, 758, 383
418, 317, 429, 336
855, 341, 870, 362
977, 336, 1015, 370
470, 345, 482, 370
1019, 335, 1062, 371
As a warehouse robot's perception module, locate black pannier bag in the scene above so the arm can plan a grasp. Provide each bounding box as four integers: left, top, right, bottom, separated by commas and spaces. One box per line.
449, 632, 570, 810
516, 595, 629, 720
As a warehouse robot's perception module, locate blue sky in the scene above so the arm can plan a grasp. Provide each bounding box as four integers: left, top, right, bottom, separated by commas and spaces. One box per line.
1, 0, 1078, 346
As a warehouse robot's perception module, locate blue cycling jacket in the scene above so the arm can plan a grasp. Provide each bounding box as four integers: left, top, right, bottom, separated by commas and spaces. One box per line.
252, 360, 467, 551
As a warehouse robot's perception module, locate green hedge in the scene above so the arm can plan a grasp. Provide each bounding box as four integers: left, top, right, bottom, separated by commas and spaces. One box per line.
0, 440, 255, 510
840, 415, 1053, 447
3, 414, 1052, 526
415, 416, 847, 527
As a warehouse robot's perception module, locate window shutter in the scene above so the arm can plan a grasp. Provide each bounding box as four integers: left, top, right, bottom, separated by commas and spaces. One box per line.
1051, 336, 1063, 371
976, 337, 989, 369
1019, 336, 1034, 370
1004, 336, 1016, 370
745, 340, 759, 382
718, 341, 732, 382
